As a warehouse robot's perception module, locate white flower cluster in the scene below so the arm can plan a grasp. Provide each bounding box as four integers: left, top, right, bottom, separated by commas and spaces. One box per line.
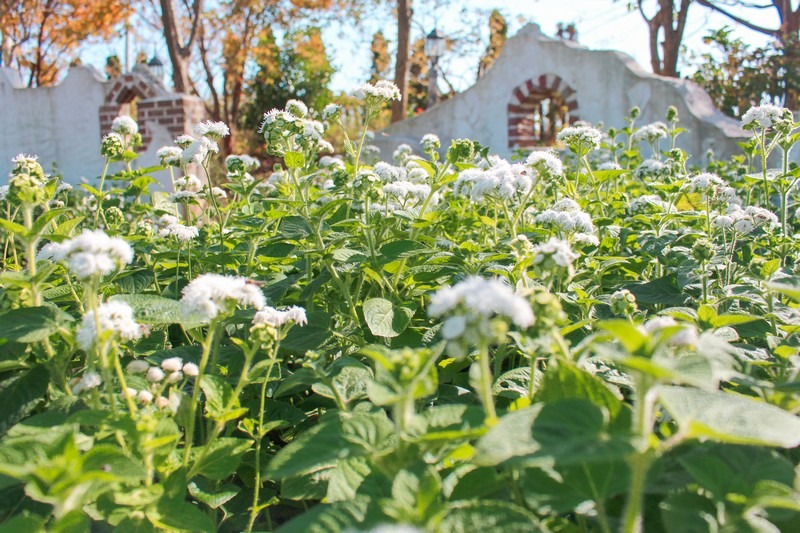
597, 161, 622, 171
687, 172, 725, 195
634, 159, 670, 180
0, 185, 8, 201
741, 104, 791, 130
429, 277, 535, 340
629, 194, 671, 214
38, 229, 133, 279
157, 146, 183, 167
322, 103, 341, 121
383, 181, 433, 204
71, 371, 102, 394
393, 144, 413, 164
640, 316, 698, 347
421, 133, 440, 152
112, 115, 138, 136
175, 174, 203, 192
319, 156, 345, 170
453, 158, 532, 202
126, 356, 199, 390
285, 99, 309, 118
356, 80, 401, 103
157, 214, 199, 242
631, 122, 668, 144
252, 306, 308, 327
556, 125, 602, 152
225, 154, 260, 173
525, 150, 564, 177
181, 136, 219, 166
76, 301, 143, 351
181, 273, 266, 323
535, 198, 595, 235
712, 204, 778, 234
531, 236, 580, 269
194, 120, 230, 139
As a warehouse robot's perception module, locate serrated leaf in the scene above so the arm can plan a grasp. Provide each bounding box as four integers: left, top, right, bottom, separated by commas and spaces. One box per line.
0, 306, 72, 343
274, 498, 370, 533
198, 375, 240, 421
284, 151, 306, 169
0, 366, 50, 436
187, 480, 240, 509
658, 386, 800, 447
190, 438, 251, 480
436, 500, 542, 532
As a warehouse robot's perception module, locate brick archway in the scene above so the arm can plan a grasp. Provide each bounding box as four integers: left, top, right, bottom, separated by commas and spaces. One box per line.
99, 66, 205, 152
507, 74, 579, 149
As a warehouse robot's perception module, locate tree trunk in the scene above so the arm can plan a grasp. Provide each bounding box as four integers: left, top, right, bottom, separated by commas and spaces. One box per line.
392, 0, 412, 123
159, 0, 203, 94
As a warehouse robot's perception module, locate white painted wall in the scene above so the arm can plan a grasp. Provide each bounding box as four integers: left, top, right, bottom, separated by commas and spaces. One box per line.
374, 23, 754, 166
0, 66, 108, 184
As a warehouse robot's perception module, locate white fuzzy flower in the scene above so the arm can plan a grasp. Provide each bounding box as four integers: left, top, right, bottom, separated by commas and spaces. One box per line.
194, 120, 230, 139
597, 161, 622, 171
285, 99, 308, 118
46, 229, 133, 279
526, 150, 564, 176
181, 274, 266, 323
126, 359, 150, 374
421, 133, 440, 152
630, 194, 670, 214
155, 396, 170, 409
632, 122, 668, 144
374, 162, 407, 183
440, 315, 468, 340
167, 371, 183, 384
322, 103, 342, 120
634, 159, 669, 180
146, 366, 165, 383
641, 316, 698, 347
319, 156, 344, 170
182, 362, 199, 377
734, 218, 754, 234
556, 125, 602, 152
531, 237, 579, 269
356, 80, 401, 102
745, 206, 778, 228
0, 185, 8, 202
161, 357, 183, 372
175, 174, 203, 192
77, 301, 142, 351
157, 146, 183, 166
688, 172, 725, 194
112, 115, 138, 135
428, 277, 534, 329
393, 144, 413, 163
72, 371, 102, 394
741, 104, 791, 130
252, 305, 308, 327
137, 390, 154, 404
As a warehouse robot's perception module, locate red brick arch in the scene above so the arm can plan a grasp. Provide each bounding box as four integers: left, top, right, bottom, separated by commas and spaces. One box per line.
98, 67, 205, 152
507, 74, 579, 149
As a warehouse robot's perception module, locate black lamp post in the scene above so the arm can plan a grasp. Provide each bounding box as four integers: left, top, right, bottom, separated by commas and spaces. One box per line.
147, 55, 165, 83
425, 28, 445, 108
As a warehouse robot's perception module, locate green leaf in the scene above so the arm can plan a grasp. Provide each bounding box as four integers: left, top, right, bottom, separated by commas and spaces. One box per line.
109, 294, 187, 326
149, 501, 215, 533
116, 270, 155, 294
767, 277, 800, 302
658, 386, 800, 447
198, 375, 240, 421
0, 366, 50, 436
30, 208, 67, 237
436, 500, 542, 532
599, 319, 647, 353
0, 512, 46, 532
0, 306, 72, 343
312, 359, 371, 405
281, 310, 330, 354
274, 498, 370, 533
83, 445, 146, 482
0, 218, 29, 240
326, 457, 371, 502
51, 216, 85, 238
538, 360, 623, 419
363, 298, 412, 338
379, 240, 426, 260
188, 478, 242, 509
659, 491, 718, 533
279, 216, 311, 239
190, 438, 251, 480
627, 275, 685, 306
284, 151, 306, 169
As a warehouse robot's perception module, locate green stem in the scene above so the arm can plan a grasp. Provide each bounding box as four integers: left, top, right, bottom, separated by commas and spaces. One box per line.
477, 341, 497, 424
183, 324, 218, 465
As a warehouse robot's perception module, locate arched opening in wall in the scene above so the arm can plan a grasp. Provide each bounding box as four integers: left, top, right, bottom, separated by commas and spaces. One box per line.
508, 75, 579, 150
119, 96, 141, 122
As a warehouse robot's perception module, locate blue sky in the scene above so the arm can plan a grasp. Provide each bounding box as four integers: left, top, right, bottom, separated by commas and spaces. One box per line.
81, 0, 777, 94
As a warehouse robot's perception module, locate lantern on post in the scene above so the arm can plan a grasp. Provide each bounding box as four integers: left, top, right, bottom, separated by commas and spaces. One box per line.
425, 28, 445, 108
147, 55, 165, 83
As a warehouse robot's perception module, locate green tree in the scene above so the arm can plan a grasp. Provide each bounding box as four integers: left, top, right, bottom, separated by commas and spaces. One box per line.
369, 30, 391, 83
239, 27, 334, 153
688, 27, 800, 116
477, 9, 507, 80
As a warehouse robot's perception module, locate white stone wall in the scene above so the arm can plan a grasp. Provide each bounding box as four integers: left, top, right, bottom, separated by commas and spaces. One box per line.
0, 66, 108, 185
374, 23, 753, 166
0, 65, 205, 189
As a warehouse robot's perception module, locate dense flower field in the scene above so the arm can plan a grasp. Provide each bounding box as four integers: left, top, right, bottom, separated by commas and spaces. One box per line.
1, 85, 800, 532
